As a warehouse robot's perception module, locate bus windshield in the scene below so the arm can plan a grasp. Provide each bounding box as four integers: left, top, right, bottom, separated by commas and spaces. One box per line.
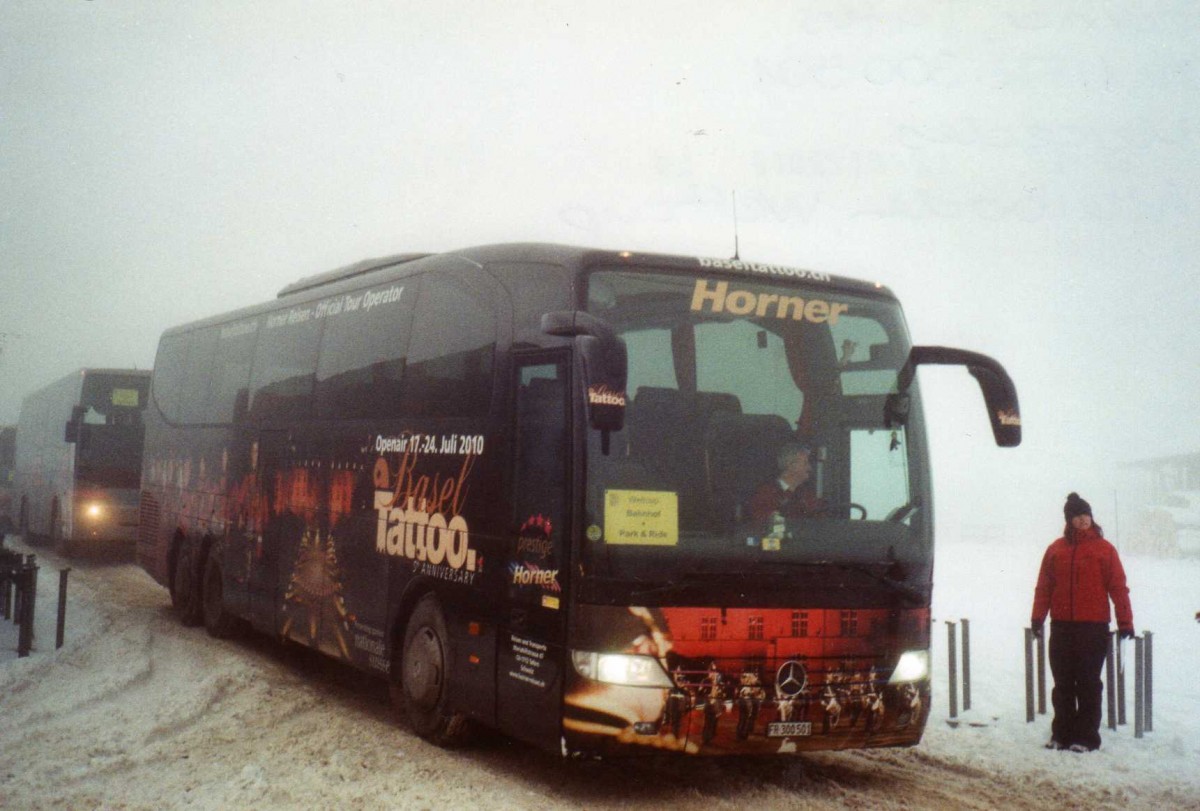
582, 268, 930, 586
75, 372, 148, 489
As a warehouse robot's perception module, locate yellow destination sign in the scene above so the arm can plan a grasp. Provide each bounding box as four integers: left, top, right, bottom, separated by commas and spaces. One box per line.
111, 388, 140, 407
604, 490, 678, 546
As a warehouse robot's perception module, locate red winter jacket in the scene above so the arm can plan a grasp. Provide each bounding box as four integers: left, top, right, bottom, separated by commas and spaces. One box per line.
1031, 527, 1134, 632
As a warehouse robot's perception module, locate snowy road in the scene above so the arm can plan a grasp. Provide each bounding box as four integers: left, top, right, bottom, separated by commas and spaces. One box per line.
2, 537, 1197, 810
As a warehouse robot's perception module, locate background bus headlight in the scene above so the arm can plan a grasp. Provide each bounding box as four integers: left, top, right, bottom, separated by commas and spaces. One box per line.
83, 502, 104, 520
888, 650, 930, 683
571, 650, 674, 688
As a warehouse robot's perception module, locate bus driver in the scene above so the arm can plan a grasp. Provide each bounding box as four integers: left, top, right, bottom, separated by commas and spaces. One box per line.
747, 441, 827, 523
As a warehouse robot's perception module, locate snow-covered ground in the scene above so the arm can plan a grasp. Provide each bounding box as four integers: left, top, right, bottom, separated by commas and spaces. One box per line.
1, 533, 1197, 810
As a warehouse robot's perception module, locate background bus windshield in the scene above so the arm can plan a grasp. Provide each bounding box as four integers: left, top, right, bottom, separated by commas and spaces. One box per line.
75, 373, 148, 489
583, 269, 931, 586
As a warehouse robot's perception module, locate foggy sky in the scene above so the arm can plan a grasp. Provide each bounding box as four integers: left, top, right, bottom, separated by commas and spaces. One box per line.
3, 2, 1198, 543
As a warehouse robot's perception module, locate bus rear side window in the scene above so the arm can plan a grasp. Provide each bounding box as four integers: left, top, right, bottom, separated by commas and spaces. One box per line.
152, 334, 190, 424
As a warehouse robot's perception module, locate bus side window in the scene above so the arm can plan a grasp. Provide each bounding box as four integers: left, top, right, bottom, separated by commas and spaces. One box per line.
248, 309, 323, 423
210, 320, 258, 424
179, 327, 219, 425
316, 279, 416, 420
400, 274, 496, 418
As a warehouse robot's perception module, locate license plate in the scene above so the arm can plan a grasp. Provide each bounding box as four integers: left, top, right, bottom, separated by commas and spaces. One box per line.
767, 722, 812, 737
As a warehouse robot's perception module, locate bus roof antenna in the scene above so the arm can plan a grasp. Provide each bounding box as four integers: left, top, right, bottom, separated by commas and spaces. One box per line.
731, 190, 740, 261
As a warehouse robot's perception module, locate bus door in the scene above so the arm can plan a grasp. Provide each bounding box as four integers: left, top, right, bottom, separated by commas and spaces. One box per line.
497, 354, 571, 748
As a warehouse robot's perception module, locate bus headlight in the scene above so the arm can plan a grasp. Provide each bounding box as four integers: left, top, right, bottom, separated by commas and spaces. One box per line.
84, 502, 104, 520
888, 650, 930, 683
571, 650, 674, 688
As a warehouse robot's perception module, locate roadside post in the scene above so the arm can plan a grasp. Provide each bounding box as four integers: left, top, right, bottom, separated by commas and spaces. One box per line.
56, 567, 71, 649
1105, 632, 1117, 731
961, 618, 971, 711
1036, 628, 1046, 715
1118, 633, 1127, 725
1134, 635, 1145, 739
946, 620, 958, 719
1024, 627, 1034, 723
17, 554, 38, 657
1024, 625, 1048, 723
1144, 631, 1153, 733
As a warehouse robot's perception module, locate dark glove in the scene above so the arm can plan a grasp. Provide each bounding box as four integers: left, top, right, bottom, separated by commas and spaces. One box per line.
1119, 628, 1135, 640
1030, 622, 1043, 640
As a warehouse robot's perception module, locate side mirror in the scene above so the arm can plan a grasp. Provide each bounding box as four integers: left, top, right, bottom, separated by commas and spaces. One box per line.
541, 311, 628, 436
899, 346, 1022, 447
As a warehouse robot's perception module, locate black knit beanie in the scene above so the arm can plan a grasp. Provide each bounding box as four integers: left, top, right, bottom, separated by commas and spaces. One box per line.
1064, 492, 1093, 521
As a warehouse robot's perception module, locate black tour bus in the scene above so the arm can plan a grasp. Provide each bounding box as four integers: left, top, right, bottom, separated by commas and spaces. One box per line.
15, 368, 151, 554
140, 243, 1019, 757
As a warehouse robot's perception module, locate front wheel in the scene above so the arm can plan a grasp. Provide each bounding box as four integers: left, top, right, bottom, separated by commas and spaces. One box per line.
202, 551, 240, 639
392, 594, 472, 747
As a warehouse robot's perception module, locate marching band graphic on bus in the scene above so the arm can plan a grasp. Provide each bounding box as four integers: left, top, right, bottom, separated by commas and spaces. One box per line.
563, 604, 930, 755
139, 244, 1019, 758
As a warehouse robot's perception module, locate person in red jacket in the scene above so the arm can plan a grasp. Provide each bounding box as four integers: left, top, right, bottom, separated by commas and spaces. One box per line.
1031, 492, 1134, 752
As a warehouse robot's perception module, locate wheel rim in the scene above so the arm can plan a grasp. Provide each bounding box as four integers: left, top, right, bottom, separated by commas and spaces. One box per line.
405, 625, 444, 710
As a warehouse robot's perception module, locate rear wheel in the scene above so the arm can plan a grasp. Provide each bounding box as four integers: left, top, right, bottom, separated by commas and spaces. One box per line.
172, 545, 202, 626
201, 551, 239, 639
393, 594, 472, 746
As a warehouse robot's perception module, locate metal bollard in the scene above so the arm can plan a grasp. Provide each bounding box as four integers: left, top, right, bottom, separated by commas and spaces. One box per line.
56, 567, 71, 649
1134, 635, 1144, 739
17, 559, 37, 657
1036, 629, 1047, 715
961, 618, 971, 712
1105, 632, 1117, 731
28, 555, 37, 628
1118, 633, 1127, 726
1144, 631, 1153, 733
1024, 628, 1035, 723
946, 621, 958, 719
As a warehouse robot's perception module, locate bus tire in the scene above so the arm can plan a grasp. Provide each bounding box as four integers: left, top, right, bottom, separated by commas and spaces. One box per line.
394, 594, 472, 747
201, 551, 239, 639
172, 545, 203, 627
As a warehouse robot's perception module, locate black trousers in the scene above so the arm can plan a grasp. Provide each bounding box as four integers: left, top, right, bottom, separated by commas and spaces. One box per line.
1048, 621, 1110, 749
